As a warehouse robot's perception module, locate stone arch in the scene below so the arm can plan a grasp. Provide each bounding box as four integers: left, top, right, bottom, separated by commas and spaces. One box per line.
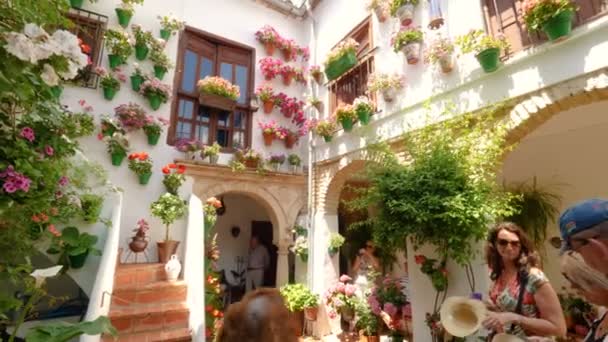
194, 181, 288, 244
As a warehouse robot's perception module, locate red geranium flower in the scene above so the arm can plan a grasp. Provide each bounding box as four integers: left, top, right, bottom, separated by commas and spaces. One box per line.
168, 163, 177, 169
162, 167, 170, 174
414, 255, 426, 265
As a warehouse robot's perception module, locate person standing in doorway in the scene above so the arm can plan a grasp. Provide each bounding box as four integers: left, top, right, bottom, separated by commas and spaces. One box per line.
246, 235, 270, 292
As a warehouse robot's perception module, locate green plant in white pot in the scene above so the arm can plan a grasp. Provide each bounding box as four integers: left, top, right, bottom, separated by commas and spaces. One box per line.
328, 233, 345, 256
150, 193, 187, 263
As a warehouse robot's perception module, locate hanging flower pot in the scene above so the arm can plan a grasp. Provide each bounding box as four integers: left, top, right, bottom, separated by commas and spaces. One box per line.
382, 88, 397, 102
265, 43, 275, 56
396, 4, 415, 26
70, 0, 84, 8
283, 111, 293, 118
325, 51, 357, 81
263, 132, 274, 146
340, 118, 354, 132
357, 108, 371, 125
130, 74, 144, 91
438, 54, 454, 74
154, 66, 167, 80
103, 87, 118, 101
50, 85, 63, 99
68, 251, 89, 269
475, 47, 501, 73
323, 135, 333, 143
304, 307, 318, 321
103, 127, 116, 138
312, 73, 322, 84
108, 55, 123, 70
263, 100, 274, 114
147, 133, 160, 146
111, 152, 126, 166
135, 44, 149, 61
147, 94, 162, 110
138, 172, 152, 185
313, 101, 323, 112
374, 7, 389, 22
543, 10, 574, 41
160, 29, 171, 40
428, 0, 445, 29
282, 49, 292, 61
402, 42, 422, 64
299, 252, 308, 262
282, 72, 293, 86
115, 8, 132, 28
285, 134, 297, 149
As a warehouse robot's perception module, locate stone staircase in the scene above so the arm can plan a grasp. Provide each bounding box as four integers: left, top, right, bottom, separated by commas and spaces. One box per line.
103, 263, 191, 342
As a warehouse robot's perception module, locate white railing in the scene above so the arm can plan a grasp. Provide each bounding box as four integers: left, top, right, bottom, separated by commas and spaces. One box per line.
81, 190, 123, 342
184, 194, 206, 341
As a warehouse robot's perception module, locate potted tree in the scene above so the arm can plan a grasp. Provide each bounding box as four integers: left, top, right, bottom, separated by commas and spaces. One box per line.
324, 38, 360, 81
150, 193, 188, 263
522, 0, 577, 41
131, 24, 153, 61
143, 115, 169, 146
197, 76, 240, 111
280, 283, 320, 335
314, 119, 337, 142
367, 73, 404, 102
287, 154, 301, 174
80, 194, 104, 223
255, 25, 281, 56
354, 298, 380, 342
115, 0, 144, 28
390, 0, 419, 26
353, 96, 373, 125
424, 35, 456, 74
47, 226, 101, 269
255, 83, 276, 114
95, 67, 124, 101
157, 14, 185, 40
139, 78, 172, 110
149, 39, 173, 80
104, 29, 132, 69
328, 233, 345, 255
455, 29, 510, 73
103, 132, 130, 166
202, 142, 221, 164
334, 104, 357, 132
162, 163, 186, 194
392, 26, 424, 65
128, 152, 153, 185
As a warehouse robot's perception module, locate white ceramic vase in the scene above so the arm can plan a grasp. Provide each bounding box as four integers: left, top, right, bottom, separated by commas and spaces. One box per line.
164, 254, 181, 282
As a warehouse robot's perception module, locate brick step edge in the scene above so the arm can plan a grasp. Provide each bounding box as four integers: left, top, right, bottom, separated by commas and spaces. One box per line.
109, 302, 188, 319
111, 282, 187, 306
102, 327, 192, 342
110, 308, 189, 334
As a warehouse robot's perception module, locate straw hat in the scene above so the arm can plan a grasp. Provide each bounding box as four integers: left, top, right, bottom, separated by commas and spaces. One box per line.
492, 333, 526, 342
440, 296, 487, 337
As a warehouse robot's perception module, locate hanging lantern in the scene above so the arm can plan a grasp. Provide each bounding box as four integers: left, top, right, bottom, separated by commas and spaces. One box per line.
428, 0, 445, 30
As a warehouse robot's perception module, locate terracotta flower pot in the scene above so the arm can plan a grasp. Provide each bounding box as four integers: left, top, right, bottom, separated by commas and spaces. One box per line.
282, 49, 292, 61
360, 336, 380, 342
382, 88, 397, 102
285, 134, 297, 149
402, 42, 421, 65
157, 240, 180, 264
282, 73, 293, 86
304, 307, 318, 321
312, 73, 322, 84
244, 159, 259, 169
439, 54, 454, 74
263, 132, 274, 146
396, 4, 415, 26
289, 310, 304, 336
265, 42, 275, 56
263, 100, 274, 114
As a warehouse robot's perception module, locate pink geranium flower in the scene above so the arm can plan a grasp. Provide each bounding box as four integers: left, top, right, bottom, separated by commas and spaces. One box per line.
344, 284, 356, 296
339, 274, 352, 283
45, 145, 54, 156
20, 127, 35, 142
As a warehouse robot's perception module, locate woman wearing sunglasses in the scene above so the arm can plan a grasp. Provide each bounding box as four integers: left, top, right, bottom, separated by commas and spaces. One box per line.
483, 222, 566, 340
352, 240, 381, 296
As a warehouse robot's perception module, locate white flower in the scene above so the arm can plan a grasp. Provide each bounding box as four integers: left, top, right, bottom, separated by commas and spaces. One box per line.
36, 39, 59, 62
41, 64, 60, 86
30, 265, 63, 288
23, 23, 48, 39
57, 60, 80, 80
4, 32, 37, 63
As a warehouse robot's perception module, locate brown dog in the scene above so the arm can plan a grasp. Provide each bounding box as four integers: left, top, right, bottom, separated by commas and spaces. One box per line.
216, 288, 298, 342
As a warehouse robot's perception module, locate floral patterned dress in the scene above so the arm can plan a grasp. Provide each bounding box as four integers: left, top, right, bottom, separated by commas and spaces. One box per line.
489, 269, 548, 338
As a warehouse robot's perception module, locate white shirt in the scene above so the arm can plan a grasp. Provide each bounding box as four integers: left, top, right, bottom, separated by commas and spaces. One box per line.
248, 245, 270, 270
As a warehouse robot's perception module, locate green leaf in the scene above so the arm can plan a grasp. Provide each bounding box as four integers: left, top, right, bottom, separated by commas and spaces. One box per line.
25, 316, 117, 342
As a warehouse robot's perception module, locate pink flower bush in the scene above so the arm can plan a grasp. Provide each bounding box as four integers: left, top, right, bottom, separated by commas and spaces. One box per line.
277, 37, 298, 61
58, 176, 69, 187
20, 127, 35, 142
323, 274, 357, 315
254, 83, 275, 102
258, 120, 284, 139
280, 64, 295, 78
259, 57, 283, 80
255, 25, 281, 44
114, 103, 147, 131
139, 77, 172, 102
340, 274, 352, 282
44, 145, 54, 156
198, 76, 240, 100
368, 275, 408, 327
275, 93, 305, 118
0, 165, 32, 193
297, 46, 310, 61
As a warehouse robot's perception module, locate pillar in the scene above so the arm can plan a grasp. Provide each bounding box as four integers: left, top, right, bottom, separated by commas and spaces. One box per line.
276, 242, 290, 287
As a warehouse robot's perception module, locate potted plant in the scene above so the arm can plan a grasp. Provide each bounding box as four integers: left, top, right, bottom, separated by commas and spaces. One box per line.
130, 63, 147, 91
392, 26, 424, 64
294, 67, 306, 84
235, 148, 262, 169
334, 104, 357, 132
354, 298, 381, 342
522, 0, 577, 41
114, 102, 147, 131
202, 142, 221, 164
258, 120, 281, 146
424, 35, 455, 74
309, 65, 323, 84
151, 193, 187, 263
255, 83, 276, 114
283, 129, 298, 149
131, 24, 153, 61
324, 275, 358, 322
324, 38, 359, 81
104, 29, 132, 69
96, 67, 125, 100
455, 29, 510, 73
80, 194, 104, 223
291, 235, 308, 261
128, 152, 153, 185
280, 283, 320, 332
100, 115, 122, 137
115, 0, 144, 28
129, 219, 150, 253
287, 154, 301, 174
149, 39, 173, 80
390, 0, 419, 26
366, 0, 390, 22
267, 153, 285, 172
259, 57, 283, 81
47, 226, 101, 269
353, 96, 373, 125
428, 0, 445, 29
197, 76, 240, 111
297, 45, 310, 62
306, 94, 323, 112
314, 119, 337, 142
174, 138, 203, 160
139, 78, 171, 110
157, 14, 185, 40
328, 233, 345, 255
367, 72, 405, 102
368, 276, 409, 338
143, 115, 169, 145
69, 0, 97, 9
162, 163, 186, 194
277, 37, 298, 61
276, 93, 304, 118
280, 65, 295, 86
104, 132, 130, 166
255, 25, 281, 55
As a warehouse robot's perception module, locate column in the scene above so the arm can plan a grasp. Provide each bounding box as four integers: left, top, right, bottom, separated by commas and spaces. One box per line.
276, 243, 290, 287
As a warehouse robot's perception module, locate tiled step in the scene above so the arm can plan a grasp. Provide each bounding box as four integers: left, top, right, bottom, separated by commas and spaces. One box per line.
111, 281, 187, 307
114, 263, 167, 288
109, 302, 189, 334
102, 327, 192, 342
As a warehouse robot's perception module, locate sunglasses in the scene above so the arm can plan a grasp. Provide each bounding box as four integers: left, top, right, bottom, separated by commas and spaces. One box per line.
366, 244, 374, 249
496, 238, 521, 248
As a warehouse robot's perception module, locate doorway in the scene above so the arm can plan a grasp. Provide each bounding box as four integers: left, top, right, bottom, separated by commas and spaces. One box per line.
251, 221, 277, 287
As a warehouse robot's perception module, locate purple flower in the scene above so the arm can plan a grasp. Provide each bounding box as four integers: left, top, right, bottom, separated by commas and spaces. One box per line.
58, 176, 69, 187
45, 145, 54, 156
20, 127, 35, 142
